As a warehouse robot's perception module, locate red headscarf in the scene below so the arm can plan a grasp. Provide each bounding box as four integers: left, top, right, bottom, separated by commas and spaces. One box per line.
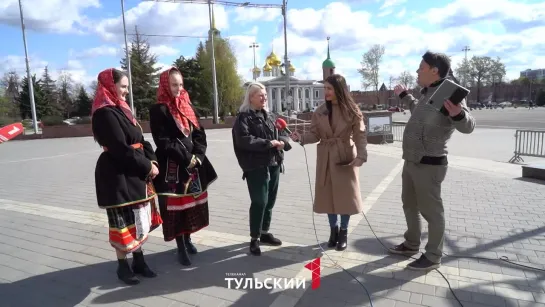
157, 67, 199, 136
91, 68, 137, 126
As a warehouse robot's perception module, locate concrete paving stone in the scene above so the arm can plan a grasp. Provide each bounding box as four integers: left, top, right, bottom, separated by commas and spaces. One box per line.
409, 293, 423, 304
394, 302, 425, 307
2, 129, 545, 307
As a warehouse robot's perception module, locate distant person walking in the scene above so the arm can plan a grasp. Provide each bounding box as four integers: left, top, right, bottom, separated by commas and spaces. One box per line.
389, 51, 476, 270
150, 67, 218, 266
92, 68, 162, 285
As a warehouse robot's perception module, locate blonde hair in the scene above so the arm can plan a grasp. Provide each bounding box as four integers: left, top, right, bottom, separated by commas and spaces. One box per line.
239, 82, 268, 113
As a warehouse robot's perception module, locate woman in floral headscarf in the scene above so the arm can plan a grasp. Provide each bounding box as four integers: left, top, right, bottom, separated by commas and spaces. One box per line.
150, 67, 217, 266
92, 68, 162, 285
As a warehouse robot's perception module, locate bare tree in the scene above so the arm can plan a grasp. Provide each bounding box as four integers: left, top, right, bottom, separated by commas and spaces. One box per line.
1, 71, 21, 104
397, 71, 415, 89
57, 72, 75, 118
455, 59, 472, 88
388, 75, 396, 90
89, 80, 98, 99
358, 44, 385, 105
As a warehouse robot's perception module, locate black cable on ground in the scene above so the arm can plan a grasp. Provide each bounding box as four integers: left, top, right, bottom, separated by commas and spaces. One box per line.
301, 145, 545, 307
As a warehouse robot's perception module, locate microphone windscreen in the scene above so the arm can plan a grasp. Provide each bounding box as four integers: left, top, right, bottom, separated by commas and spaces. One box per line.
275, 118, 288, 130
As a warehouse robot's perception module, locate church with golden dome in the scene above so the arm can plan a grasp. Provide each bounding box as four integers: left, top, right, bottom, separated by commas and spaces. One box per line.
245, 38, 336, 114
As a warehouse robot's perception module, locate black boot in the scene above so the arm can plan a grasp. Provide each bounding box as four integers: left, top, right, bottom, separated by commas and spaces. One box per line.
117, 258, 140, 285
336, 229, 348, 251
184, 233, 198, 255
176, 236, 191, 266
249, 238, 261, 256
260, 233, 282, 246
327, 226, 339, 248
131, 251, 157, 278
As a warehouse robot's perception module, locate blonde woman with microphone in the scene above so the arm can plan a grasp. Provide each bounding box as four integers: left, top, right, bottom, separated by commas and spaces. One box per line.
290, 74, 367, 251
232, 82, 293, 256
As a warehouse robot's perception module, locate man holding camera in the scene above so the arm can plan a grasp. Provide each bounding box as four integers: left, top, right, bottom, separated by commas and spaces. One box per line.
389, 51, 476, 270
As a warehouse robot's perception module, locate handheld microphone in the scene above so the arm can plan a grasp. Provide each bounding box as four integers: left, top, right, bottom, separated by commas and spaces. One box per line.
274, 118, 292, 134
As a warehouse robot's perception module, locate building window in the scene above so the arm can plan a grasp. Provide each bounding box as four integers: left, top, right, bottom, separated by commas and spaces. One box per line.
315, 90, 319, 98
305, 89, 310, 99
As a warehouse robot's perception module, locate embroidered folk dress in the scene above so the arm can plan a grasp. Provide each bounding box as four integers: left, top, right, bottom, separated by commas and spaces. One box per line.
150, 68, 218, 241
92, 69, 162, 253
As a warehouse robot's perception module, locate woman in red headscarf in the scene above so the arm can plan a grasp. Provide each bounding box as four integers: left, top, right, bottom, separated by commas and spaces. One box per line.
150, 67, 217, 266
92, 68, 162, 285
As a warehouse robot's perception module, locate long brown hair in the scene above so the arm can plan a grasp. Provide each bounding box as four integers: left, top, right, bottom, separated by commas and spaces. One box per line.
325, 74, 363, 121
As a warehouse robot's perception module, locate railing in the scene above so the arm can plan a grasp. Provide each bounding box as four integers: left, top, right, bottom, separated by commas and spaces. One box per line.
391, 121, 405, 142
509, 130, 545, 163
283, 116, 311, 135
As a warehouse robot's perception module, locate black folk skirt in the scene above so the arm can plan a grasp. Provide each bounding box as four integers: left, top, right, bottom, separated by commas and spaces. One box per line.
158, 192, 210, 241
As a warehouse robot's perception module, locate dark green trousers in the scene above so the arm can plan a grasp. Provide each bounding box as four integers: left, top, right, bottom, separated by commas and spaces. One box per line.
245, 165, 280, 239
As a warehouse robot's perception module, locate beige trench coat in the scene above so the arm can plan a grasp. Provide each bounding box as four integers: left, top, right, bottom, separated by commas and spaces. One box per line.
301, 102, 368, 215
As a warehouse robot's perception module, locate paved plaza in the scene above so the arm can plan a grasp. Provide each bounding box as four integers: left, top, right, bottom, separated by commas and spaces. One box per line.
393, 107, 545, 130
0, 126, 544, 307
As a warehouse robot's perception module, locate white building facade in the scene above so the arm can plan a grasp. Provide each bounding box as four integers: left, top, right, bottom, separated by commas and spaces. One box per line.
243, 38, 337, 114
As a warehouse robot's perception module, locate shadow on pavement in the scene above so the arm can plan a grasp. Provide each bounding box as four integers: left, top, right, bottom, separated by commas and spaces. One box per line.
0, 242, 323, 307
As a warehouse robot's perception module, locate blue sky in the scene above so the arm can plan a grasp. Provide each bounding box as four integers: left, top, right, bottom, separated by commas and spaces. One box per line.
1, 0, 544, 90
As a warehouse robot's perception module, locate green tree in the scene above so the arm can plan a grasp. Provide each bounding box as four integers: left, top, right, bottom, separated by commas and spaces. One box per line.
173, 55, 208, 114
455, 56, 506, 102
120, 26, 160, 120
0, 96, 17, 118
74, 85, 92, 117
18, 75, 45, 119
196, 29, 244, 118
41, 66, 64, 116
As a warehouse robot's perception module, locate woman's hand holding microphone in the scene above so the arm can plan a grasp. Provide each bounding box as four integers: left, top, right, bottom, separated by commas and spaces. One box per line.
289, 131, 301, 142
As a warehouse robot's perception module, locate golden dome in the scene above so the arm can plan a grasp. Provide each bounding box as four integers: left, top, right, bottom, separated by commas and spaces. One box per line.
265, 51, 282, 66
252, 66, 261, 73
289, 63, 295, 72
263, 62, 272, 71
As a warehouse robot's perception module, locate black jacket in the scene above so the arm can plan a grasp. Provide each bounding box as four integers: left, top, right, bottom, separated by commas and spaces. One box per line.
93, 106, 157, 209
149, 104, 218, 196
232, 109, 292, 172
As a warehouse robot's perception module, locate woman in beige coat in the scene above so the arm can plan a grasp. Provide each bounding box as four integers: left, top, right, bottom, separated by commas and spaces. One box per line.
291, 74, 367, 251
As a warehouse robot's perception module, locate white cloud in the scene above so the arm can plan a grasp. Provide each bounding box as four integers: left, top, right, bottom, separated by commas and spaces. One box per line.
0, 0, 99, 33
154, 62, 172, 74
226, 35, 260, 78
0, 55, 94, 86
94, 2, 229, 43
233, 7, 281, 23
426, 0, 545, 31
2, 0, 541, 93
0, 55, 48, 78
380, 0, 407, 9
150, 45, 180, 57
70, 45, 120, 59
265, 0, 544, 89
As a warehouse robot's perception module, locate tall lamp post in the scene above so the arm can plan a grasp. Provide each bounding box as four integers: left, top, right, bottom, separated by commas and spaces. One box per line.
120, 0, 135, 115
18, 0, 38, 133
208, 0, 220, 123
281, 0, 290, 115
249, 42, 259, 81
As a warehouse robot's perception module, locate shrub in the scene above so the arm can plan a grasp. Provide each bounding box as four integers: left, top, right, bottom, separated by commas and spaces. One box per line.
41, 116, 65, 126
0, 116, 21, 127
